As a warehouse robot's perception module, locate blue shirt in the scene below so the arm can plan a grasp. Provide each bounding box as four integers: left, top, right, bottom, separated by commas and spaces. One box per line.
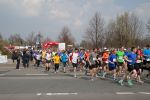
108, 54, 117, 67
79, 52, 84, 60
125, 51, 129, 56
61, 53, 68, 62
127, 52, 137, 65
143, 49, 150, 55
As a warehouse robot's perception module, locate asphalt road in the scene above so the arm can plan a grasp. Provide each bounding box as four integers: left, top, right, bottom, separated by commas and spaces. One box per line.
0, 62, 150, 100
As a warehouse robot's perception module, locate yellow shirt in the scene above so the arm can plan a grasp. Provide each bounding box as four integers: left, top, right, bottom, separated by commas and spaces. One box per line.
42, 51, 46, 58
53, 56, 60, 64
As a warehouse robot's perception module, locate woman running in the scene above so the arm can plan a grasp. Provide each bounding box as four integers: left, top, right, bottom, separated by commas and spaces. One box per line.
45, 50, 52, 71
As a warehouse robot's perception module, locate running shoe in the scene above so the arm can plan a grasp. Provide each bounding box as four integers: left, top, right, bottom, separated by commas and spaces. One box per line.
128, 80, 133, 86
118, 80, 124, 86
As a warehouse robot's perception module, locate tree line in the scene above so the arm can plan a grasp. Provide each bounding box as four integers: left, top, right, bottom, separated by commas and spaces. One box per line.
0, 12, 150, 52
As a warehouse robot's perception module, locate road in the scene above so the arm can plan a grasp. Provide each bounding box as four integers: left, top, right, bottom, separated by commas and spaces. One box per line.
0, 62, 150, 100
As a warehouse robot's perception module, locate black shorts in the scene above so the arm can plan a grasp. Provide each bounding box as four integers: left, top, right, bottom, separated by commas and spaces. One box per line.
46, 60, 51, 63
127, 64, 135, 72
62, 62, 67, 67
109, 66, 116, 71
134, 63, 142, 70
102, 62, 108, 66
143, 60, 150, 65
89, 64, 97, 70
72, 63, 78, 68
117, 62, 124, 66
95, 61, 101, 67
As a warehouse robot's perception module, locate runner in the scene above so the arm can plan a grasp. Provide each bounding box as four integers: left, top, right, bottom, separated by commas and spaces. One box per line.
41, 49, 46, 67
135, 49, 144, 83
101, 49, 109, 78
45, 50, 52, 71
71, 49, 79, 78
143, 45, 150, 78
89, 48, 98, 81
118, 47, 137, 86
116, 47, 125, 76
78, 49, 85, 72
53, 53, 61, 73
61, 51, 69, 73
22, 49, 30, 68
108, 49, 117, 80
84, 50, 90, 75
36, 51, 41, 67
33, 50, 37, 66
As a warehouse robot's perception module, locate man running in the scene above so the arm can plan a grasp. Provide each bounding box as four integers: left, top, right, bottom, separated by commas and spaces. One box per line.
71, 49, 79, 78
61, 51, 69, 73
108, 49, 117, 80
89, 48, 98, 81
41, 49, 46, 67
84, 50, 90, 75
53, 53, 61, 73
102, 49, 109, 78
143, 45, 150, 78
116, 47, 125, 76
45, 50, 52, 71
118, 47, 137, 86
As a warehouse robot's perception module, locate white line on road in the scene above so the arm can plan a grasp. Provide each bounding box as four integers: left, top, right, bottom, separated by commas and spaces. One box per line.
25, 74, 48, 76
37, 93, 78, 96
116, 92, 135, 94
138, 92, 150, 94
46, 93, 78, 96
37, 93, 42, 96
0, 67, 15, 68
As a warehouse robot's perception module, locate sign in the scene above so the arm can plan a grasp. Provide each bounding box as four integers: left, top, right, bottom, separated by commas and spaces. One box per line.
0, 55, 7, 63
58, 43, 65, 51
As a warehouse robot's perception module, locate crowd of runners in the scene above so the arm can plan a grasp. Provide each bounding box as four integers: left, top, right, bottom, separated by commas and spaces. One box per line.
11, 45, 150, 86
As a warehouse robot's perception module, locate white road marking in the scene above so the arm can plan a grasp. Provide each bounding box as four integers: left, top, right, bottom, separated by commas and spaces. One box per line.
0, 67, 15, 68
116, 92, 135, 94
25, 74, 48, 76
36, 93, 78, 96
138, 92, 150, 94
37, 93, 42, 96
0, 77, 74, 79
46, 93, 78, 96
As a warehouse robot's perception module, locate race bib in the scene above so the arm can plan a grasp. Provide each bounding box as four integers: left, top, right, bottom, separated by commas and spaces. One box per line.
113, 59, 116, 62
105, 61, 108, 63
136, 60, 142, 63
93, 58, 96, 61
118, 56, 123, 60
147, 58, 150, 61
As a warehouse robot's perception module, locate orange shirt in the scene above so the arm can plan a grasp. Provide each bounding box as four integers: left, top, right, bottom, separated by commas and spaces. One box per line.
102, 52, 109, 62
85, 52, 90, 61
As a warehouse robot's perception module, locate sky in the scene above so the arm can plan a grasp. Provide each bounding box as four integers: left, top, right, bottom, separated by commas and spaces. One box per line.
0, 0, 150, 43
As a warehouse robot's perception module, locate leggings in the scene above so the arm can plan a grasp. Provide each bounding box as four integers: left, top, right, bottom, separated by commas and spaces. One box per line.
55, 64, 59, 71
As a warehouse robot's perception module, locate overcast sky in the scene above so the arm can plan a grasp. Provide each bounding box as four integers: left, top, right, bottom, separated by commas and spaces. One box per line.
0, 0, 150, 43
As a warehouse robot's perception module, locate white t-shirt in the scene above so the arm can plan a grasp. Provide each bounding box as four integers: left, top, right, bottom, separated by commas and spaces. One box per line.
46, 53, 51, 60
72, 53, 79, 64
36, 54, 41, 60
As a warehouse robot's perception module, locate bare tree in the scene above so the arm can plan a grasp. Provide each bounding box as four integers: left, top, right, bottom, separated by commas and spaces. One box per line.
85, 12, 104, 48
147, 18, 150, 33
0, 32, 3, 40
58, 26, 75, 46
80, 40, 92, 49
104, 12, 144, 48
128, 13, 144, 46
8, 33, 24, 46
26, 32, 36, 46
104, 20, 116, 47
